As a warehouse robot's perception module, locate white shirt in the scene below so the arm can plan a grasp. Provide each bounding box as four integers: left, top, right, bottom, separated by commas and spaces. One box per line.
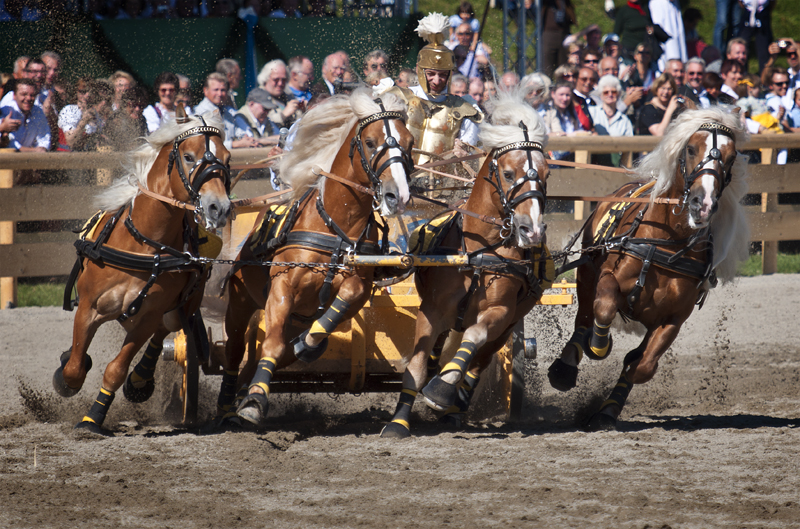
589, 105, 634, 137
142, 102, 175, 134
721, 84, 739, 100
409, 84, 480, 146
0, 99, 50, 150
194, 97, 237, 149
649, 0, 687, 70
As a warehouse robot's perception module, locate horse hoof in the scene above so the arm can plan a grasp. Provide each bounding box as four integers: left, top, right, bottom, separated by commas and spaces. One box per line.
421, 376, 457, 411
291, 330, 329, 363
547, 358, 579, 392
380, 421, 411, 439
236, 392, 270, 429
122, 375, 155, 403
74, 420, 113, 437
439, 413, 464, 428
584, 412, 618, 432
53, 348, 92, 398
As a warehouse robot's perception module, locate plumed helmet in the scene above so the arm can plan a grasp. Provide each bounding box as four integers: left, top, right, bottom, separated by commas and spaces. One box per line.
415, 13, 455, 94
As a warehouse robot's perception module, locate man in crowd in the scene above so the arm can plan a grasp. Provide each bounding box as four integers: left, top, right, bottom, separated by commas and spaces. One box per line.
216, 58, 242, 108
287, 56, 314, 104
449, 74, 469, 97
0, 78, 50, 152
468, 77, 484, 107
765, 38, 800, 92
707, 37, 748, 73
679, 57, 705, 103
363, 49, 389, 83
446, 22, 490, 78
581, 49, 601, 73
574, 67, 598, 109
194, 72, 258, 149
257, 59, 303, 132
395, 69, 417, 88
234, 87, 278, 145
313, 52, 347, 96
765, 67, 791, 121
499, 71, 519, 92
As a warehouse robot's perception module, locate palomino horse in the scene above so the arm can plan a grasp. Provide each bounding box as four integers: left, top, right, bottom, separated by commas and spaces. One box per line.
218, 90, 414, 428
55, 108, 231, 433
381, 90, 553, 438
547, 106, 750, 431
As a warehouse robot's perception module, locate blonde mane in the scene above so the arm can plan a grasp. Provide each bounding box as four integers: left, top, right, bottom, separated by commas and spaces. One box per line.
480, 86, 547, 150
279, 88, 407, 200
95, 110, 226, 211
633, 106, 750, 284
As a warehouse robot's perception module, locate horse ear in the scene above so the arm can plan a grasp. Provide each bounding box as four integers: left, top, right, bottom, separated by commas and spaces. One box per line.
682, 97, 697, 111
732, 106, 741, 115
176, 103, 188, 124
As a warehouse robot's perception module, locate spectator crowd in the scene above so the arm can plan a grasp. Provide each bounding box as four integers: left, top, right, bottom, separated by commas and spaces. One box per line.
2, 0, 799, 174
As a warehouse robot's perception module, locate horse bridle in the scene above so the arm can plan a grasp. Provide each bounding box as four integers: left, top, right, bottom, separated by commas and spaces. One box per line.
487, 120, 546, 243
675, 122, 736, 215
166, 118, 232, 219
348, 98, 414, 210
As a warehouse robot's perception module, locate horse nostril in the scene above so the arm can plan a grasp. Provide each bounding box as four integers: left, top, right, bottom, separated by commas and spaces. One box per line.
384, 193, 398, 208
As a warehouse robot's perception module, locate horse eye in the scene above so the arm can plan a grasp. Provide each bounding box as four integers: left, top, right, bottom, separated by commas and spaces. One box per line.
183, 153, 195, 163
687, 146, 697, 157
365, 139, 376, 150
503, 170, 515, 181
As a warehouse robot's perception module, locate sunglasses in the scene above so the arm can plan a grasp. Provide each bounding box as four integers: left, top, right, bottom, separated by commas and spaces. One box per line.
369, 63, 387, 70
562, 74, 575, 79
584, 59, 599, 64
578, 76, 596, 82
602, 90, 618, 95
687, 71, 704, 76
774, 81, 789, 87
456, 32, 473, 36
159, 87, 176, 93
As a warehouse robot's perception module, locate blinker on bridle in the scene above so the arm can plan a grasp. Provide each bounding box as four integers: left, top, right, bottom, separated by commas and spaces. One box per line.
675, 122, 736, 215
348, 98, 414, 210
166, 117, 232, 219
488, 120, 545, 243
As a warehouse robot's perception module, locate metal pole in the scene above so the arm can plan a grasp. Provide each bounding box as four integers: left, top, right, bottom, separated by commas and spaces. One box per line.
536, 0, 543, 72
517, 0, 526, 77
502, 0, 509, 72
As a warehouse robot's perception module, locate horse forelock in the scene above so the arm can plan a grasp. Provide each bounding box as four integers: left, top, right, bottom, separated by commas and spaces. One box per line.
95, 111, 226, 211
480, 88, 547, 150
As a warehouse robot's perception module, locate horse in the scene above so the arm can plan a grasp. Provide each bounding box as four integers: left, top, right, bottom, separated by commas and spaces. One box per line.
217, 90, 414, 429
381, 89, 553, 438
546, 106, 750, 431
54, 107, 232, 433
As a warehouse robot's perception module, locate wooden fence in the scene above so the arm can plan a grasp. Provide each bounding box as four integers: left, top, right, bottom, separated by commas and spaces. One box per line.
2, 134, 800, 309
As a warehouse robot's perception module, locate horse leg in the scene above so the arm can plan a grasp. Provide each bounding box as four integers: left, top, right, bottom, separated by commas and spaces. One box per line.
423, 306, 513, 411
585, 271, 623, 361
585, 322, 682, 432
548, 262, 598, 391
382, 298, 454, 438
217, 272, 259, 421
76, 314, 163, 433
426, 332, 449, 380
292, 276, 369, 363
122, 325, 170, 403
55, 301, 103, 397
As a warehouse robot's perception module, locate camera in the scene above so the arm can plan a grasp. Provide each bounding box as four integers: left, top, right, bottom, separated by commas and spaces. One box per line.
779, 40, 789, 49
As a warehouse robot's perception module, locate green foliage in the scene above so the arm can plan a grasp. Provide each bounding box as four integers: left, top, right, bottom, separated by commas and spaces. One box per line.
17, 283, 66, 308
738, 253, 800, 276
417, 0, 800, 74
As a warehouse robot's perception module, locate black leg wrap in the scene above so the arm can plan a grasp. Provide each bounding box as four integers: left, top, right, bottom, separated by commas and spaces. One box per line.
235, 358, 275, 428
426, 333, 447, 380
381, 389, 416, 439
291, 329, 329, 363
53, 347, 92, 398
548, 358, 579, 392
585, 321, 613, 361
216, 370, 240, 414
75, 387, 115, 432
440, 371, 480, 427
122, 341, 162, 403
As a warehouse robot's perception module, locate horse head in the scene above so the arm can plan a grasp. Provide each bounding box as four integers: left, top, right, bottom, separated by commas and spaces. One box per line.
349, 99, 414, 216
678, 121, 738, 229
166, 107, 232, 229
487, 121, 549, 248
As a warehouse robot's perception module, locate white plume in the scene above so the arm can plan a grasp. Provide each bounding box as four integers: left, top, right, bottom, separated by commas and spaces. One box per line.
416, 12, 449, 43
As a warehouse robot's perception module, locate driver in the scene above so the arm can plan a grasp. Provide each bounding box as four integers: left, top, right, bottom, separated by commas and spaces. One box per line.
383, 13, 483, 166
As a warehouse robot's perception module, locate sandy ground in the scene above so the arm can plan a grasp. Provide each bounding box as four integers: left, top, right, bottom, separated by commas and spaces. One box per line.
1, 274, 799, 528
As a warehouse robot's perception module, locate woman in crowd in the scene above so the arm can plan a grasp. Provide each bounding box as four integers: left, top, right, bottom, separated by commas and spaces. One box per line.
636, 72, 680, 136
109, 70, 135, 111
628, 43, 658, 92
105, 85, 149, 151
142, 71, 179, 134
553, 64, 578, 84
542, 80, 593, 161
589, 74, 634, 166
57, 78, 113, 152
